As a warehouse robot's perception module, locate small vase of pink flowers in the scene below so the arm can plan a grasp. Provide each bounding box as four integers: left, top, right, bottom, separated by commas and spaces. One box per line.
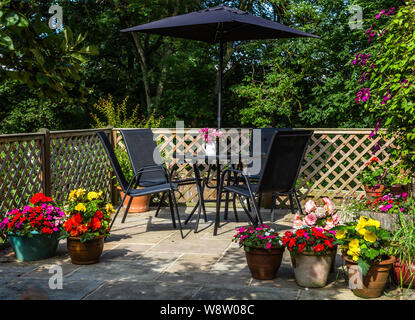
199, 128, 223, 156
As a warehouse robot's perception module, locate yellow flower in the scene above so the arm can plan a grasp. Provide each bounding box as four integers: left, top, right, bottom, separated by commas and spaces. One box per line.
363, 230, 377, 243
87, 192, 99, 201
352, 254, 359, 262
105, 203, 114, 214
76, 188, 86, 198
356, 216, 368, 235
68, 190, 77, 201
349, 238, 360, 250
75, 203, 86, 212
366, 218, 380, 229
335, 230, 346, 239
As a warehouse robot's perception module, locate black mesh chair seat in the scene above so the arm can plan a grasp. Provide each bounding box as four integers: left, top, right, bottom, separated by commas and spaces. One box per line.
139, 178, 170, 188
223, 184, 259, 197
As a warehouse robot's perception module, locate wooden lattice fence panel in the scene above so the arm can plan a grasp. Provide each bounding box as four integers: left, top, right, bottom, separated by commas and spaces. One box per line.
50, 129, 113, 203
0, 133, 44, 240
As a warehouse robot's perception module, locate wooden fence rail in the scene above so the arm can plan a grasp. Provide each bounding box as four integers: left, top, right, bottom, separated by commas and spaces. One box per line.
0, 127, 402, 240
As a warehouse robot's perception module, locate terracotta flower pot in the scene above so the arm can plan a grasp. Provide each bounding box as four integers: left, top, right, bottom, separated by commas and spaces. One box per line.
290, 250, 335, 288
389, 184, 410, 196
245, 247, 285, 280
343, 254, 395, 299
364, 185, 385, 199
117, 187, 150, 213
392, 258, 415, 288
67, 235, 104, 265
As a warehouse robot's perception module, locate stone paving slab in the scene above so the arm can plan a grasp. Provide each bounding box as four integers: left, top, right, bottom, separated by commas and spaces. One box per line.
0, 207, 413, 300
0, 278, 103, 300
192, 284, 299, 300
65, 252, 181, 282
85, 280, 202, 300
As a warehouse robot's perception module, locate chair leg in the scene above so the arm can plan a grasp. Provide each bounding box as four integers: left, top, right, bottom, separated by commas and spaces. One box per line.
293, 191, 304, 215
121, 196, 133, 224
155, 191, 166, 217
224, 191, 230, 221
270, 193, 276, 222
288, 193, 296, 215
250, 194, 263, 227
167, 191, 177, 229
246, 197, 252, 212
238, 195, 255, 225
170, 190, 184, 239
109, 191, 129, 231
232, 195, 239, 222
214, 177, 225, 236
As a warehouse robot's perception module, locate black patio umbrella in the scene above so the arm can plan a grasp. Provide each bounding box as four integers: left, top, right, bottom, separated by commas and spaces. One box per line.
121, 5, 320, 129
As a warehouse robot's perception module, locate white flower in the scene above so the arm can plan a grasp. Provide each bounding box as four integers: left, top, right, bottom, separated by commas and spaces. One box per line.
315, 206, 326, 218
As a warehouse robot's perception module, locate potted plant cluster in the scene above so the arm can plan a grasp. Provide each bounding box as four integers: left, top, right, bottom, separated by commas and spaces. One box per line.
389, 200, 415, 288
387, 164, 412, 196
60, 188, 113, 265
0, 193, 65, 261
357, 157, 388, 198
233, 224, 284, 280
115, 147, 151, 213
293, 197, 339, 271
334, 216, 394, 298
282, 227, 337, 288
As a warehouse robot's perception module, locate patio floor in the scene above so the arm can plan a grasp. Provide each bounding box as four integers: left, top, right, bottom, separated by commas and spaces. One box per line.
0, 206, 413, 300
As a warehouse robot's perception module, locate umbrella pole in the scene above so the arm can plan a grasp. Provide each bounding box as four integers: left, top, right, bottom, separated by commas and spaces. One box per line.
218, 39, 224, 130
216, 39, 224, 217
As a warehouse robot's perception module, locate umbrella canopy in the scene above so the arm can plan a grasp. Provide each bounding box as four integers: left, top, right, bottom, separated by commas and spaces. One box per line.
121, 5, 320, 128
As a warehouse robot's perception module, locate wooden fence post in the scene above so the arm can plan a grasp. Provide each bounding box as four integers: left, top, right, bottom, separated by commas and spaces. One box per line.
38, 128, 51, 197
107, 126, 117, 204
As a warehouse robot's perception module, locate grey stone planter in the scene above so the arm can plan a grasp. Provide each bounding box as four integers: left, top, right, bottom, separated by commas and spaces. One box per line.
338, 210, 415, 232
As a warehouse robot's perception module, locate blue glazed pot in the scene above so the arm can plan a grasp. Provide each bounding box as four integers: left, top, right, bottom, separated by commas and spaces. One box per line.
7, 231, 59, 261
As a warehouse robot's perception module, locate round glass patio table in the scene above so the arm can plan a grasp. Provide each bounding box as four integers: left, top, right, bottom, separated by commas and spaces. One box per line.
171, 152, 265, 233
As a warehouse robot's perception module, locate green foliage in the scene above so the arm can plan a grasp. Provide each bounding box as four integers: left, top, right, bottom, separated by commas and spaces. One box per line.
357, 1, 415, 173
389, 201, 415, 288
91, 94, 163, 129
0, 0, 98, 100
356, 156, 390, 187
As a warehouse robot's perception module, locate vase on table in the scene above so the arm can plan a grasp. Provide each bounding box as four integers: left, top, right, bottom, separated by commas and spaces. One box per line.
203, 141, 216, 156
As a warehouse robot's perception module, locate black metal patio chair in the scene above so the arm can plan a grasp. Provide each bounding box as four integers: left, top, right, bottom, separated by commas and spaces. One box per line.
119, 129, 202, 220
214, 130, 313, 235
96, 131, 184, 239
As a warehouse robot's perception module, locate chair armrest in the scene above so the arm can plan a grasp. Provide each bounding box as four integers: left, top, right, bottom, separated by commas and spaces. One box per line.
220, 167, 252, 189
126, 164, 171, 193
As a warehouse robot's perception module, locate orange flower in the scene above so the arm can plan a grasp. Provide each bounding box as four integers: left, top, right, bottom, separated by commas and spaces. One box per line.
91, 217, 101, 231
